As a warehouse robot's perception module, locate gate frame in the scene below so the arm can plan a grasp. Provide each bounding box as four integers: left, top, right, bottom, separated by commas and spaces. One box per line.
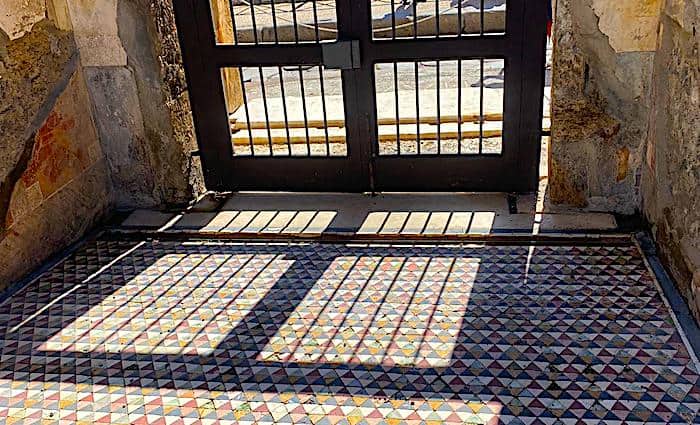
173, 0, 548, 193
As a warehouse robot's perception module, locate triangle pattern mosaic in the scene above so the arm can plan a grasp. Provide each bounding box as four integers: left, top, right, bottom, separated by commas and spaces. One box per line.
0, 239, 697, 424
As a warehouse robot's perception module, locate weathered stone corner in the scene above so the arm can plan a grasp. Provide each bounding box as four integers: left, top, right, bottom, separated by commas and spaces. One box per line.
548, 101, 623, 209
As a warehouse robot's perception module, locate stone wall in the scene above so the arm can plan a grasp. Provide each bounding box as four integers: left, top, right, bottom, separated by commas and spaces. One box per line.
68, 0, 204, 207
642, 0, 700, 321
0, 1, 203, 287
549, 0, 662, 214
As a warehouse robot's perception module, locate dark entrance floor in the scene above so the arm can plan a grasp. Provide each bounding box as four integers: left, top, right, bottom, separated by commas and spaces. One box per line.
0, 236, 698, 424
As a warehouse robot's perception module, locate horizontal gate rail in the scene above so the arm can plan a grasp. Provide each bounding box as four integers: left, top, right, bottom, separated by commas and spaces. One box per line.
212, 45, 324, 66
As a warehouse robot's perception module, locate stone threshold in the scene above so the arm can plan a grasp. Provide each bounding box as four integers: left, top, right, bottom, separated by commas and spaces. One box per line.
117, 192, 619, 237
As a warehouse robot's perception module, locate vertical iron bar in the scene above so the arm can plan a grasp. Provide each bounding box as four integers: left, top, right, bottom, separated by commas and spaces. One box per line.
415, 61, 421, 154
480, 0, 484, 36
435, 0, 439, 38
298, 66, 311, 155
238, 67, 255, 154
270, 0, 279, 43
312, 0, 321, 43
291, 0, 300, 42
413, 0, 418, 38
391, 0, 396, 39
227, 0, 238, 45
258, 67, 274, 155
479, 58, 484, 154
457, 0, 462, 38
436, 60, 441, 154
394, 62, 400, 154
249, 0, 258, 43
457, 59, 462, 154
318, 66, 331, 155
278, 66, 292, 155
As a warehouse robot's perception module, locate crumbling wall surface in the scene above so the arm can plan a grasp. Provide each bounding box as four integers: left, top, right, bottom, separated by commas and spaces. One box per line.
0, 15, 112, 285
118, 0, 203, 205
145, 0, 206, 200
549, 0, 661, 214
642, 0, 700, 321
70, 0, 203, 208
0, 20, 77, 226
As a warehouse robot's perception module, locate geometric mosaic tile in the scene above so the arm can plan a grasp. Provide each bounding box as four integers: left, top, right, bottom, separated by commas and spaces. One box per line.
0, 238, 697, 424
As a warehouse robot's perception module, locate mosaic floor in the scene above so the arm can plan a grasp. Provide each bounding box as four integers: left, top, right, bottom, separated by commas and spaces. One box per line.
0, 238, 698, 424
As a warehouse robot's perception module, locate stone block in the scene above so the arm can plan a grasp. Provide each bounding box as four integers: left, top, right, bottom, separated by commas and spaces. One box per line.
121, 209, 176, 228
84, 66, 158, 207
115, 0, 203, 206
170, 212, 218, 230
65, 0, 127, 66
641, 1, 700, 323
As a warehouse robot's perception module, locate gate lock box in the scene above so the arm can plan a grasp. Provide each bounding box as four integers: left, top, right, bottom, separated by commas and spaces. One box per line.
322, 40, 361, 70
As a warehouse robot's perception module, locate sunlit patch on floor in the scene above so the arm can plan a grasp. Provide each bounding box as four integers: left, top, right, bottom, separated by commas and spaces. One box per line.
39, 252, 295, 355
259, 255, 479, 367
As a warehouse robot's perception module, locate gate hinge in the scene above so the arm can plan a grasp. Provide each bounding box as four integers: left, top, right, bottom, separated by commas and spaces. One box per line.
322, 40, 361, 70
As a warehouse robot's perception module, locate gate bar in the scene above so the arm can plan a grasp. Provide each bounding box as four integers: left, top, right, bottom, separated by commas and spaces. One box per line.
277, 66, 293, 154
239, 66, 255, 152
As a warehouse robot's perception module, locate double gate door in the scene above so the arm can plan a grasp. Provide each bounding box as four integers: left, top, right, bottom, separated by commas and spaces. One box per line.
174, 0, 547, 192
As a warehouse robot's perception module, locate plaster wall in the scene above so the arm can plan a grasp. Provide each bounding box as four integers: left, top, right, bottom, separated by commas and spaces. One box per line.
642, 0, 700, 322
549, 0, 662, 214
0, 9, 111, 284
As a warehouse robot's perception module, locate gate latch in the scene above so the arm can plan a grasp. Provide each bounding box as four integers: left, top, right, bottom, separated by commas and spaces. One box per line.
322, 40, 361, 70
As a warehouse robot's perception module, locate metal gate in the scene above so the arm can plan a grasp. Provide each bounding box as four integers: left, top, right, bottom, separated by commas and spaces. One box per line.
173, 0, 547, 192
